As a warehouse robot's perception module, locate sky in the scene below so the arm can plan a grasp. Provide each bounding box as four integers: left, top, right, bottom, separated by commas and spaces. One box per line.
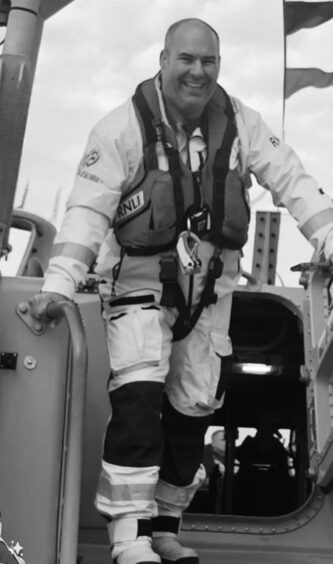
1, 0, 333, 285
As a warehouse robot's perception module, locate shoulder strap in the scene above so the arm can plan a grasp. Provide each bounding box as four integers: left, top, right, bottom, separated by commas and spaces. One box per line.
210, 89, 237, 246
133, 81, 158, 145
133, 78, 185, 235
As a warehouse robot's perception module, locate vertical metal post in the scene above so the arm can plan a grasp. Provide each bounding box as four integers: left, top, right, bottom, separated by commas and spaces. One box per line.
0, 0, 43, 256
251, 211, 281, 286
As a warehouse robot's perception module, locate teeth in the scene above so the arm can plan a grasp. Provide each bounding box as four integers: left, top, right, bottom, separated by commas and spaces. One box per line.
185, 82, 203, 88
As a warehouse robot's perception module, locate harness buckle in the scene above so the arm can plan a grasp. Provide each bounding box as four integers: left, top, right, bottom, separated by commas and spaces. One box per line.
186, 206, 211, 237
176, 231, 201, 275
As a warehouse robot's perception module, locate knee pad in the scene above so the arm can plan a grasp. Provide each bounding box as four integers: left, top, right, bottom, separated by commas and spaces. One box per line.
160, 395, 212, 486
104, 380, 164, 467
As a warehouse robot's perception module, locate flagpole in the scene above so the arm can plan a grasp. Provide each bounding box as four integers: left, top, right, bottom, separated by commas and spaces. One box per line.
282, 0, 287, 141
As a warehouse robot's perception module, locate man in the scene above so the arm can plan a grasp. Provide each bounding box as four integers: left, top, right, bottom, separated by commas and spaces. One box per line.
203, 429, 226, 480
234, 419, 293, 515
30, 18, 333, 564
202, 429, 226, 513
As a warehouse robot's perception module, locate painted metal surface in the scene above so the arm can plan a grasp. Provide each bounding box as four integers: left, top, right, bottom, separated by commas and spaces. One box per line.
0, 276, 88, 564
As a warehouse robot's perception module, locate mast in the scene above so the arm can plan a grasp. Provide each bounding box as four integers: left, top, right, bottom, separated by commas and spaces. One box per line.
282, 0, 287, 141
0, 0, 73, 258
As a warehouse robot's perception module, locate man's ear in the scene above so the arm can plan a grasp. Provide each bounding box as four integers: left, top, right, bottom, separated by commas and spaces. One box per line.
160, 49, 167, 70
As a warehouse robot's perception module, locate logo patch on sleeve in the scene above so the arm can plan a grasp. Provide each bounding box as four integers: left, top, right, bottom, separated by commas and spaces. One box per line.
79, 149, 100, 169
269, 135, 280, 148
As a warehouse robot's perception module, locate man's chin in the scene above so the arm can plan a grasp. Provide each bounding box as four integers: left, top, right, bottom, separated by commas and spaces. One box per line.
181, 85, 206, 99
180, 97, 206, 116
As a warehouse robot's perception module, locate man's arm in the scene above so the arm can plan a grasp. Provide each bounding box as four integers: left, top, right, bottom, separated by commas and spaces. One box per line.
235, 98, 333, 260
30, 98, 143, 315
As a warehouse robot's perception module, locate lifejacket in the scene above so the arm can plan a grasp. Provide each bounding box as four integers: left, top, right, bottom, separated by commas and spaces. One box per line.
111, 76, 251, 340
113, 76, 250, 255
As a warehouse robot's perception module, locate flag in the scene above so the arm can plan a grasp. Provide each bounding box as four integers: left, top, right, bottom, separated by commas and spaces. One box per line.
285, 67, 333, 97
284, 1, 333, 35
283, 2, 333, 99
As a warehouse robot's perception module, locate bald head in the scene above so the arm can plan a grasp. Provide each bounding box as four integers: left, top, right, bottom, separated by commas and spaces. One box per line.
164, 18, 220, 55
160, 19, 221, 124
212, 429, 225, 455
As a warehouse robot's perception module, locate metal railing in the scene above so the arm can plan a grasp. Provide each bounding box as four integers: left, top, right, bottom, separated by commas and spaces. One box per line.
46, 301, 88, 564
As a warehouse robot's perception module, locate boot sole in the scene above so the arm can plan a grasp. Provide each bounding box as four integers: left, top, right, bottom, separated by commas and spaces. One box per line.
115, 560, 161, 564
161, 557, 199, 564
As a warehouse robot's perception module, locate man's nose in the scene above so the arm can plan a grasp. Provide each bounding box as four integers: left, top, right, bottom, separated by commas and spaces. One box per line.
190, 59, 204, 76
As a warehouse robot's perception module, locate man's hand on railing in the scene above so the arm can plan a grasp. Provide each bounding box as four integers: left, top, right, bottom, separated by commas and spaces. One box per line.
29, 292, 70, 325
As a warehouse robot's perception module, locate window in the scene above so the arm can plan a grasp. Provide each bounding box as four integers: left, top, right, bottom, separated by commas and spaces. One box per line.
0, 227, 33, 276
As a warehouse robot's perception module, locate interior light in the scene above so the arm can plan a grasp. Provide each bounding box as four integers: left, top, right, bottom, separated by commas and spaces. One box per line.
233, 363, 281, 375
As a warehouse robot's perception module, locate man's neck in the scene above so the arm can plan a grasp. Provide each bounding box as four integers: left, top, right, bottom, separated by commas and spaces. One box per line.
164, 99, 202, 135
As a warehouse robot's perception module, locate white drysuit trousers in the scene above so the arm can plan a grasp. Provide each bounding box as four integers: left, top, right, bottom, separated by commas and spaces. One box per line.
95, 294, 232, 525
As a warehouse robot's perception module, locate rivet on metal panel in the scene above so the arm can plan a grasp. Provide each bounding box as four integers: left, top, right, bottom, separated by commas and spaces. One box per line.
300, 365, 311, 384
17, 302, 28, 314
23, 355, 37, 370
16, 301, 47, 335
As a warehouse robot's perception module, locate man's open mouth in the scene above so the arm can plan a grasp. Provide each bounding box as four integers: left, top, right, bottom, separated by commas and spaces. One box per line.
183, 81, 205, 89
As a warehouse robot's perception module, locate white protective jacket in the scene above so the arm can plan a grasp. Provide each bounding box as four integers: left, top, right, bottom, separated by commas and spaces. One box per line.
42, 82, 333, 304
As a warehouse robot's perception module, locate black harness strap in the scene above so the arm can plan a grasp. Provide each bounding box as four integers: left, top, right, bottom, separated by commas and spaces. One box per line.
172, 96, 236, 341
133, 83, 157, 145
159, 253, 185, 309
211, 94, 237, 246
165, 145, 185, 235
172, 250, 223, 342
134, 83, 187, 312
109, 294, 155, 307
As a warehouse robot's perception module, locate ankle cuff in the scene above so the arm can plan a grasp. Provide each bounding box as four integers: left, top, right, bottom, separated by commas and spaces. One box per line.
152, 516, 180, 535
108, 518, 152, 544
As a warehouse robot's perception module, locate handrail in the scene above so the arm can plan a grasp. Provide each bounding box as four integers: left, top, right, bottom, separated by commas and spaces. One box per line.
46, 301, 88, 564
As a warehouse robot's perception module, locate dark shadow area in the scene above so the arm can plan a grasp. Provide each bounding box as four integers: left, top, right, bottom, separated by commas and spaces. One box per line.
187, 291, 312, 517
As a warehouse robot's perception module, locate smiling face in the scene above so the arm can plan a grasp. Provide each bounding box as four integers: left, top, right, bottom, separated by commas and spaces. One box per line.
160, 21, 221, 124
